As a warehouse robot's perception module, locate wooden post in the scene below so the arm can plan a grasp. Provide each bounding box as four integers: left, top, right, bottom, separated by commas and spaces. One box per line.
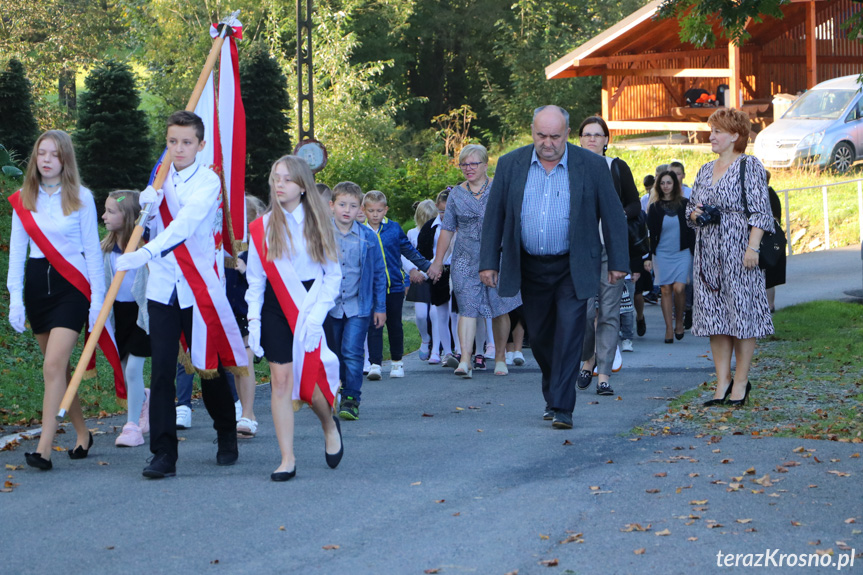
728, 41, 741, 109
805, 0, 818, 88
601, 73, 610, 119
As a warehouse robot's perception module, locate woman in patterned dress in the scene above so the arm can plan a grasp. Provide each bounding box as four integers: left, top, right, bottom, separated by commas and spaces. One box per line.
687, 109, 774, 407
427, 144, 522, 378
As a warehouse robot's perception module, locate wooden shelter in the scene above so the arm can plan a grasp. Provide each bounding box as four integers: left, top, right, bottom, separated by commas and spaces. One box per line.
546, 0, 863, 135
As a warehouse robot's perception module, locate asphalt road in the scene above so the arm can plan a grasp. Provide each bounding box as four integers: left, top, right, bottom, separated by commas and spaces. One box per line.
1, 247, 861, 574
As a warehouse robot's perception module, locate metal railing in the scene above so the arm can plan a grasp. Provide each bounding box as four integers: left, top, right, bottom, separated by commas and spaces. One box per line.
776, 177, 863, 255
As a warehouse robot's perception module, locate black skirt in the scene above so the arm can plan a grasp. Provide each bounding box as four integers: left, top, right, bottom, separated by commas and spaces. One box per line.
24, 258, 88, 335
113, 301, 151, 358
261, 279, 314, 364
405, 280, 431, 303
430, 265, 451, 306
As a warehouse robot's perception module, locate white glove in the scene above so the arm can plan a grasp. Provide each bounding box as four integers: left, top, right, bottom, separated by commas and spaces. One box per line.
9, 299, 26, 333
116, 247, 152, 272
88, 301, 103, 332
304, 322, 324, 353
247, 318, 264, 358
139, 185, 162, 206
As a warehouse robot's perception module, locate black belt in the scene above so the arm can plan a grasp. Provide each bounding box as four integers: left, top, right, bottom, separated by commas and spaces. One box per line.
521, 250, 569, 263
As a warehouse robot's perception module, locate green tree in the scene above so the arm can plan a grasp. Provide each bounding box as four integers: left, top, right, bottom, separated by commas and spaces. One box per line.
0, 59, 40, 160
657, 0, 787, 46
240, 43, 292, 201
74, 60, 152, 204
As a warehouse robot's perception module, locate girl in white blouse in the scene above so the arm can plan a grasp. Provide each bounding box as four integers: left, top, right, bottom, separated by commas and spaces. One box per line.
7, 130, 106, 470
245, 155, 342, 481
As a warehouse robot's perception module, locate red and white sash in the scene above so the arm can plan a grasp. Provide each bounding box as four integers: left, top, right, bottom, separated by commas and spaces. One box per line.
8, 191, 126, 398
155, 186, 248, 377
249, 216, 339, 407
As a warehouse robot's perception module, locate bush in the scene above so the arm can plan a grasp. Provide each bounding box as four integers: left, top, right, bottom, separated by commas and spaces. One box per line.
0, 59, 40, 161
75, 60, 152, 206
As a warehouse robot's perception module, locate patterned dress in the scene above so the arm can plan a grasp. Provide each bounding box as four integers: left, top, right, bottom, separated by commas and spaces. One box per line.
441, 182, 522, 318
686, 155, 774, 339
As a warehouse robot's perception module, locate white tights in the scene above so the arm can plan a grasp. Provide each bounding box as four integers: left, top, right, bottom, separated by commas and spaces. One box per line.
123, 354, 146, 426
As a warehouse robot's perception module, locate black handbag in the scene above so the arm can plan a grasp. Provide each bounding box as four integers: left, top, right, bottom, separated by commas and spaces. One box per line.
628, 210, 650, 257
739, 157, 787, 269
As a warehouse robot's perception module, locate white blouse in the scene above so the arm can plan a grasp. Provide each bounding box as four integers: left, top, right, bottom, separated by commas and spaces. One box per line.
7, 185, 105, 304
246, 203, 340, 326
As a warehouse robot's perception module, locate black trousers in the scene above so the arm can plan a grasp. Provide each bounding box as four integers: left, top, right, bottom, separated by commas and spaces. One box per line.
148, 300, 236, 461
519, 253, 588, 414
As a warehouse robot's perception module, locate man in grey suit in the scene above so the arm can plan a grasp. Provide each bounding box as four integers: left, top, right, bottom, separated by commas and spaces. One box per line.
479, 105, 629, 429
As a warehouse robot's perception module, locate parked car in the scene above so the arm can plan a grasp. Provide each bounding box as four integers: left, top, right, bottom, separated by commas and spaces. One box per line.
753, 75, 863, 173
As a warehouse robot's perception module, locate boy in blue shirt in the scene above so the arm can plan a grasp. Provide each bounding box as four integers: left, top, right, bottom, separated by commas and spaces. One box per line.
324, 182, 387, 420
362, 190, 430, 379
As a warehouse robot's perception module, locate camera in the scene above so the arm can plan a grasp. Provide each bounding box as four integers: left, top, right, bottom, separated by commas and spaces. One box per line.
695, 204, 721, 226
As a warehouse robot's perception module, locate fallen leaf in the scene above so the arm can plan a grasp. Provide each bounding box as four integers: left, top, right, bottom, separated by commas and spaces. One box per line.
720, 459, 733, 464
455, 407, 464, 411
588, 401, 599, 405
616, 396, 622, 401
606, 460, 614, 464
706, 522, 724, 529
775, 466, 788, 473
791, 521, 802, 527
629, 437, 641, 442
851, 453, 860, 458
837, 542, 852, 551
655, 529, 671, 536
322, 544, 340, 550
210, 559, 219, 565
411, 482, 422, 486
589, 486, 601, 491
809, 540, 821, 545
736, 519, 753, 524
827, 470, 851, 477
727, 483, 743, 492
687, 537, 698, 541
752, 474, 773, 487
645, 489, 660, 494
52, 446, 67, 452
98, 461, 109, 466
539, 534, 549, 540
560, 534, 584, 544
0, 488, 12, 493
654, 472, 667, 478
690, 500, 708, 505
634, 548, 646, 555
539, 558, 559, 567
452, 512, 460, 516
562, 440, 573, 446
815, 549, 833, 557
504, 571, 519, 575
792, 446, 805, 453
745, 527, 757, 532
814, 456, 822, 463
105, 546, 115, 550
435, 500, 445, 504
712, 449, 721, 453
809, 484, 818, 488
782, 461, 801, 467
424, 570, 440, 574
621, 523, 651, 532
4, 464, 23, 471
279, 526, 285, 531
422, 413, 434, 417
476, 429, 483, 433
744, 467, 756, 474
688, 473, 699, 478
844, 518, 856, 524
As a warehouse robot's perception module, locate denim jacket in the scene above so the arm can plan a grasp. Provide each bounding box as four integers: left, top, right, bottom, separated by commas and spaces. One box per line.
331, 221, 387, 318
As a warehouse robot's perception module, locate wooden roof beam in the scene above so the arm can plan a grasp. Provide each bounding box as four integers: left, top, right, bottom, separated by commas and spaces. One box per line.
604, 68, 733, 78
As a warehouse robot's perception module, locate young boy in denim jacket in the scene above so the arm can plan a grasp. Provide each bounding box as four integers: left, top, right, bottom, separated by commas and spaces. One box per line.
362, 190, 430, 379
324, 182, 387, 420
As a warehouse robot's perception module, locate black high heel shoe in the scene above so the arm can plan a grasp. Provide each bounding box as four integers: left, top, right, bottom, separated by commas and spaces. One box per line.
675, 331, 685, 341
703, 380, 733, 407
25, 452, 53, 470
727, 381, 752, 407
69, 432, 93, 460
325, 416, 344, 469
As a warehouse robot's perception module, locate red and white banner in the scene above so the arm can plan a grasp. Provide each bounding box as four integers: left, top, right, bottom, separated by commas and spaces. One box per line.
197, 19, 246, 260
8, 191, 126, 398
249, 216, 340, 407
158, 184, 248, 376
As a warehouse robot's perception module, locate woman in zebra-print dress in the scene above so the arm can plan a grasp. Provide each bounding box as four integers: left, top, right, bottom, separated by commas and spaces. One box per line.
687, 109, 774, 408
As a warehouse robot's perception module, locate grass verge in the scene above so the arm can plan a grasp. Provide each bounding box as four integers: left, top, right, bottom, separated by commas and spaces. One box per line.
643, 301, 863, 442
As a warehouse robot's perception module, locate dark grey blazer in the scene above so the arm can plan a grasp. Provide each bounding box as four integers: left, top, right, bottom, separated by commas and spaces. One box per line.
479, 142, 630, 299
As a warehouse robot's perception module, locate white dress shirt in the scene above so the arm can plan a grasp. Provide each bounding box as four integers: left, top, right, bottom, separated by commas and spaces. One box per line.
144, 162, 222, 309
7, 185, 105, 304
246, 203, 341, 326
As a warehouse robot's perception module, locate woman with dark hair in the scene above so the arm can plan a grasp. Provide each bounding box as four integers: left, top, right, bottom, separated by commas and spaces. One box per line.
575, 116, 641, 396
646, 170, 694, 343
688, 108, 774, 408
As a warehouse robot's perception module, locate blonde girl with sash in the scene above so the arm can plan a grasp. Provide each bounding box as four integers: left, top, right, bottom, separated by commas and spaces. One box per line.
246, 156, 343, 481
7, 131, 116, 470
101, 190, 152, 447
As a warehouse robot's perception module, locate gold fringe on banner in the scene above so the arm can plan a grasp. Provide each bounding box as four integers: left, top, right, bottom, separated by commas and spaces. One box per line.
225, 364, 249, 378
178, 344, 195, 375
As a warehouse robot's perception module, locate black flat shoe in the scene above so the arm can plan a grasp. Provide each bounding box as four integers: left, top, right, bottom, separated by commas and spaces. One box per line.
325, 416, 344, 469
675, 331, 684, 341
727, 381, 752, 407
664, 338, 673, 344
636, 317, 646, 337
68, 432, 94, 460
25, 452, 53, 470
703, 380, 733, 407
271, 468, 297, 482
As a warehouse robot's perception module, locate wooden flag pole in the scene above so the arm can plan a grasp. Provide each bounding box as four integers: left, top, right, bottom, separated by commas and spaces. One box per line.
58, 11, 240, 419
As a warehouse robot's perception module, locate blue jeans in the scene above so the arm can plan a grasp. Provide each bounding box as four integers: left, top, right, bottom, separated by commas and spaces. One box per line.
620, 278, 635, 340
325, 313, 372, 402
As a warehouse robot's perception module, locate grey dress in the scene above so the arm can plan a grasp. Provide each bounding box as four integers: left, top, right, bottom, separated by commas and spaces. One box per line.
654, 211, 693, 285
441, 182, 522, 318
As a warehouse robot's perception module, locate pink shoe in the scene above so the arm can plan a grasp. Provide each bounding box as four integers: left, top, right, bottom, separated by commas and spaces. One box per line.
115, 422, 145, 447
139, 388, 151, 435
